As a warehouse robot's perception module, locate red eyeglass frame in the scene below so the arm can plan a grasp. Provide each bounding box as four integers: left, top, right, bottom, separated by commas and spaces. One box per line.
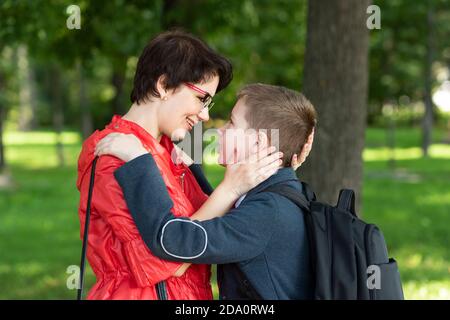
184, 82, 215, 110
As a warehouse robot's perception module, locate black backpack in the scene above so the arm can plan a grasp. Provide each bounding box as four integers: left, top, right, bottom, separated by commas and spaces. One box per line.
262, 182, 404, 300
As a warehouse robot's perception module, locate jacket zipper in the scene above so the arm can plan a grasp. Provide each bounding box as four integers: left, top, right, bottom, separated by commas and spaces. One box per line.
180, 171, 186, 192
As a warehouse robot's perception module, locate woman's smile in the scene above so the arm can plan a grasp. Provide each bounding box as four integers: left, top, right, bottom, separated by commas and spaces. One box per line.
186, 117, 196, 130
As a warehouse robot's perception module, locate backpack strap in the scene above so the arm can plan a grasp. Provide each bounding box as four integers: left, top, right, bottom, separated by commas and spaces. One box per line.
77, 156, 167, 300
337, 189, 356, 216
300, 181, 317, 202
263, 184, 311, 212
259, 183, 317, 275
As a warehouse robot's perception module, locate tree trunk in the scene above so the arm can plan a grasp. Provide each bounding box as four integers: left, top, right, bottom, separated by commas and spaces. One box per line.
77, 60, 93, 140
50, 65, 65, 167
300, 0, 370, 214
17, 46, 37, 131
422, 2, 434, 157
0, 100, 13, 189
0, 72, 5, 172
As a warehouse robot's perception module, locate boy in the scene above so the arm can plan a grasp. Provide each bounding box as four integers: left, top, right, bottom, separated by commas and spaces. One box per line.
104, 83, 316, 299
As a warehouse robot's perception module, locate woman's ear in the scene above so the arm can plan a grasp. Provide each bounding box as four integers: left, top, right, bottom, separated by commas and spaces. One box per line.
156, 75, 169, 100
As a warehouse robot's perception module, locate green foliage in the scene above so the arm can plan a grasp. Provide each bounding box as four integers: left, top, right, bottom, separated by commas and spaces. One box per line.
369, 0, 450, 123
0, 0, 307, 128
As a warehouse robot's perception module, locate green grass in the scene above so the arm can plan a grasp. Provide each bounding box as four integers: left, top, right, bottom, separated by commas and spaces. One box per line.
0, 127, 449, 299
361, 128, 450, 299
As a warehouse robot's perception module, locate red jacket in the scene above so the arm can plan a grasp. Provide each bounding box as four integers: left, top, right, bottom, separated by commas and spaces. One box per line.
76, 115, 213, 300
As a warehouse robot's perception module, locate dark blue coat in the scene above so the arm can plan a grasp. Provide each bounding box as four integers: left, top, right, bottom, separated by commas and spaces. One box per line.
114, 154, 313, 300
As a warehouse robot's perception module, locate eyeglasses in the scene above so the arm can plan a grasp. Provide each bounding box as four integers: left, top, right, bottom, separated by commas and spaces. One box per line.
184, 82, 215, 112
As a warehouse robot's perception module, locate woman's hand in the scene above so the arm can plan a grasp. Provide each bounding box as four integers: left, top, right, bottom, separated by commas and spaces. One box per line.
221, 144, 283, 198
95, 133, 148, 162
291, 129, 314, 171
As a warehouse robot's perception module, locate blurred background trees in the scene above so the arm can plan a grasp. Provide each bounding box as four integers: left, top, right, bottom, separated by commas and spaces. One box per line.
0, 0, 448, 173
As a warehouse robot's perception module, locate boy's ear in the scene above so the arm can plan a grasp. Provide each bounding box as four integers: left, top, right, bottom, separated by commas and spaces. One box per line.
298, 129, 315, 159
307, 128, 315, 146
256, 131, 270, 149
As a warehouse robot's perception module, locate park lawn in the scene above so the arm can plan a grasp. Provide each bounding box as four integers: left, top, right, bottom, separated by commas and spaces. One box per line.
0, 127, 449, 299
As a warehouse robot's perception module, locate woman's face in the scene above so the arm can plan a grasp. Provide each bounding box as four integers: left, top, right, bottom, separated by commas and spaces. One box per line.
158, 75, 219, 141
217, 99, 259, 166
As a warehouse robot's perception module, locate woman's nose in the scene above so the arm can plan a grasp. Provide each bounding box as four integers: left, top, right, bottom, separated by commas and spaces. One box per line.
197, 107, 210, 122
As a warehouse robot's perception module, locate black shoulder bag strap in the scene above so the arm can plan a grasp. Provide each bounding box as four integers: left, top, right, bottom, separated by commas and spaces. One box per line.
263, 182, 313, 212
261, 182, 317, 275
77, 156, 167, 300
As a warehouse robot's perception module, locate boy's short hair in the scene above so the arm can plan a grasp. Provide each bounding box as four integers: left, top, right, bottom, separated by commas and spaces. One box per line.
237, 83, 317, 167
131, 30, 233, 104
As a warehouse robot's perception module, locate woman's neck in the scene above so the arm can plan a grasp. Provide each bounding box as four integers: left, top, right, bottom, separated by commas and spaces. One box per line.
122, 102, 162, 142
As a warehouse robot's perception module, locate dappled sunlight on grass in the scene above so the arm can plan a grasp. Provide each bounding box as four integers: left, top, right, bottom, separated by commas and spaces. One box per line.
4, 131, 81, 146
418, 191, 450, 206
5, 145, 81, 169
3, 130, 82, 169
363, 144, 450, 161
403, 280, 450, 300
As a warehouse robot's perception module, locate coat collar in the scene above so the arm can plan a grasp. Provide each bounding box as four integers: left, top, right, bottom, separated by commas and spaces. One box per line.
247, 167, 301, 197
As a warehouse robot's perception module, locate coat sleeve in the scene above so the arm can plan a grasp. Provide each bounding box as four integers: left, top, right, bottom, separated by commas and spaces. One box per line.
89, 155, 183, 287
115, 154, 277, 264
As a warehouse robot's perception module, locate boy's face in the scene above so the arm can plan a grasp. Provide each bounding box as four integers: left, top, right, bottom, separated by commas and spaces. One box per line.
217, 99, 260, 166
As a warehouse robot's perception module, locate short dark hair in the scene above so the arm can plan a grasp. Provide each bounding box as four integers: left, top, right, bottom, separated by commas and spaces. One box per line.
130, 30, 233, 104
237, 83, 317, 167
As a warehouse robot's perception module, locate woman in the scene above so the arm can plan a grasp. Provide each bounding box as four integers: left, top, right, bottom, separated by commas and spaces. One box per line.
76, 30, 287, 300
